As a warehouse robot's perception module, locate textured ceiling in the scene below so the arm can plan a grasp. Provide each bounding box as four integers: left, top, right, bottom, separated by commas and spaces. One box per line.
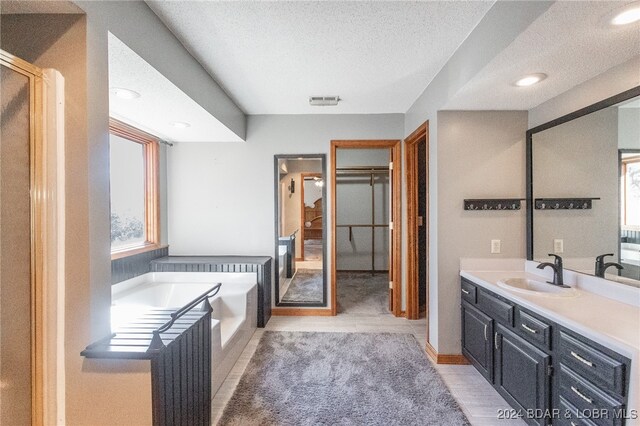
146, 0, 494, 114
108, 33, 243, 143
444, 1, 640, 111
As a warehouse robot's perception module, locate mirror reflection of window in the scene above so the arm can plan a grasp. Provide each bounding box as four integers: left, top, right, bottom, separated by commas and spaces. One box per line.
621, 155, 640, 227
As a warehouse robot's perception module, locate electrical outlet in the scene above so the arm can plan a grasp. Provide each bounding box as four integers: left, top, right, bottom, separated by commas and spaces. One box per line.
554, 239, 564, 254
491, 239, 501, 254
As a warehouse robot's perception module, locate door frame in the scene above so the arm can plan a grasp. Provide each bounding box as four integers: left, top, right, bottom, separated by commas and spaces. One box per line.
330, 140, 402, 316
404, 121, 429, 321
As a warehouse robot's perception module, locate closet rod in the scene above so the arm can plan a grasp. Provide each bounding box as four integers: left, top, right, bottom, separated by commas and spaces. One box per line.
336, 166, 389, 170
336, 170, 389, 175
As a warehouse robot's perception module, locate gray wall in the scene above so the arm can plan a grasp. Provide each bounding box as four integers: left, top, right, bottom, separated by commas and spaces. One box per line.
619, 107, 640, 150
76, 1, 245, 140
529, 56, 640, 129
403, 1, 551, 351
533, 107, 619, 261
437, 110, 528, 354
168, 114, 404, 307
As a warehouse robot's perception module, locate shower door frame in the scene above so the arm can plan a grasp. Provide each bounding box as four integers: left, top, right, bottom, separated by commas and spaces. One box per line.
1, 50, 45, 426
330, 140, 402, 317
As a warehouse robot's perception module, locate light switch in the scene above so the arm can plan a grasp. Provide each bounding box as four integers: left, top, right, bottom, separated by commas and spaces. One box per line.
491, 239, 501, 254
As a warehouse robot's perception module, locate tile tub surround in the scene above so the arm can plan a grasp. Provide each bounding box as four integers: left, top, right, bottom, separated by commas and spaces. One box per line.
151, 256, 272, 327
459, 258, 640, 425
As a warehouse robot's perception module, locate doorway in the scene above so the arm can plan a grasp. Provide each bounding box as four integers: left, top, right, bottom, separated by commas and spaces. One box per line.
330, 140, 401, 317
405, 122, 429, 320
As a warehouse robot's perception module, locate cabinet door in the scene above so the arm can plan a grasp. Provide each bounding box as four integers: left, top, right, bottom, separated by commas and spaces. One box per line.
495, 324, 551, 426
461, 302, 493, 381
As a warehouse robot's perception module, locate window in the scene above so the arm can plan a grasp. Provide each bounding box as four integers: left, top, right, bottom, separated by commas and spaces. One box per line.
109, 118, 160, 257
621, 155, 640, 228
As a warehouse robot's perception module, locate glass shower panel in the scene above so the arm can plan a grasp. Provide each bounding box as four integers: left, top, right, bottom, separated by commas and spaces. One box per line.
0, 62, 33, 425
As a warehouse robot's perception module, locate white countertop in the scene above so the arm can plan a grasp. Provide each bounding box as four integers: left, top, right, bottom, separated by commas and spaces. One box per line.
460, 259, 640, 423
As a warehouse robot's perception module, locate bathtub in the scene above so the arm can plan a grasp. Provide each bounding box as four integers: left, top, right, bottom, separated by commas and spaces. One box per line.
111, 272, 258, 396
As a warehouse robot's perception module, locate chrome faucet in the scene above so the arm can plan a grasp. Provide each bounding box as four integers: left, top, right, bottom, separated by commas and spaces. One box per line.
536, 254, 568, 287
594, 253, 623, 278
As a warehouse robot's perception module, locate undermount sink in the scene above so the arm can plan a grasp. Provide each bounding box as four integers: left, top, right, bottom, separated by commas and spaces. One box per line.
497, 278, 579, 298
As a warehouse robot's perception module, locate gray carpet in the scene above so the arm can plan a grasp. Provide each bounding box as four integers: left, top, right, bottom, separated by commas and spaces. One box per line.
217, 331, 469, 426
281, 269, 323, 303
337, 271, 389, 315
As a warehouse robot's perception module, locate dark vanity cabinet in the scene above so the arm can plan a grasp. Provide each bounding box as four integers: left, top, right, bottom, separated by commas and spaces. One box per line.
461, 303, 494, 381
495, 324, 551, 425
461, 277, 632, 426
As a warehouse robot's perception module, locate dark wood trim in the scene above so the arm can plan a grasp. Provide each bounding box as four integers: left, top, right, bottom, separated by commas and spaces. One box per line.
330, 140, 402, 317
271, 307, 333, 316
526, 85, 640, 260
109, 118, 161, 258
404, 121, 429, 322
425, 341, 470, 365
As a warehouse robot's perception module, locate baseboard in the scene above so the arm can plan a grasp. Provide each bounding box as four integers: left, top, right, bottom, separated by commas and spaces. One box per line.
425, 341, 470, 365
271, 307, 333, 316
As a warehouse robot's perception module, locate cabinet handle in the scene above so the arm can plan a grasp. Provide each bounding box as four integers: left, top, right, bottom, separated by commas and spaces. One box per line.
483, 324, 487, 341
570, 351, 594, 367
571, 386, 593, 404
494, 332, 499, 350
521, 324, 538, 334
462, 288, 470, 295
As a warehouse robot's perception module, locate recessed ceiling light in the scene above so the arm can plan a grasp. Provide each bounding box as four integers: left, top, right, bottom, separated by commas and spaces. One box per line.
111, 88, 140, 99
611, 3, 640, 25
170, 121, 191, 129
514, 73, 547, 87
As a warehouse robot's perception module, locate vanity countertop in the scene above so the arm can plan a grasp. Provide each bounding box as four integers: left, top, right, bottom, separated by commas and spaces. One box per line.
460, 269, 640, 357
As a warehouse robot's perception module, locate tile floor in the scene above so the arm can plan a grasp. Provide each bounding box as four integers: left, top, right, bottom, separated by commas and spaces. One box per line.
212, 273, 525, 425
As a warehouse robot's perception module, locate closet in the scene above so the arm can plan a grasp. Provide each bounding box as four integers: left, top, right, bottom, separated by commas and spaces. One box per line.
335, 149, 390, 273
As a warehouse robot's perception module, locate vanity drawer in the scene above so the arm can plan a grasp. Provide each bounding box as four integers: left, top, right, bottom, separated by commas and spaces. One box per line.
558, 365, 625, 426
559, 331, 626, 396
461, 279, 477, 304
515, 309, 552, 350
477, 290, 514, 326
557, 396, 598, 426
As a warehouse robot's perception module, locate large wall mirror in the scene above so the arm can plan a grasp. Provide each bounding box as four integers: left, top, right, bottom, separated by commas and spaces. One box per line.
274, 154, 327, 306
527, 86, 640, 288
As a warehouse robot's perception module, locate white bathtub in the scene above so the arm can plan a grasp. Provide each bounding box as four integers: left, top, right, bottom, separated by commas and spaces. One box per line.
111, 272, 258, 396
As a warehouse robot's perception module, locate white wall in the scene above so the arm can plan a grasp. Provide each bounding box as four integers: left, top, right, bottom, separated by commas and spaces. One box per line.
533, 107, 619, 260
437, 110, 528, 354
168, 114, 404, 307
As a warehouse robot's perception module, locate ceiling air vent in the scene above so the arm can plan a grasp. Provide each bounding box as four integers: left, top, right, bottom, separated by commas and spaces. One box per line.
309, 96, 341, 106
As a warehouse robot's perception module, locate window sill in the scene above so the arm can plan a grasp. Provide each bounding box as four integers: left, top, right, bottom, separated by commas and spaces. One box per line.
111, 243, 168, 261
